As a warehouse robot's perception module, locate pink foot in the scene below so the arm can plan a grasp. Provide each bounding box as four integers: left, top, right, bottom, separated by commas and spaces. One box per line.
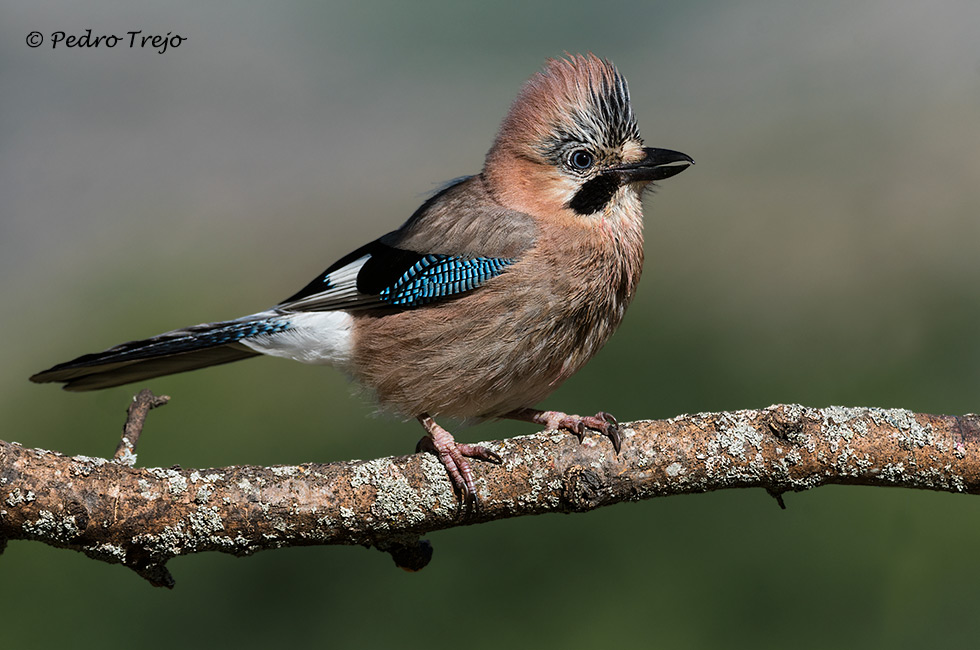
504, 408, 622, 452
417, 414, 501, 508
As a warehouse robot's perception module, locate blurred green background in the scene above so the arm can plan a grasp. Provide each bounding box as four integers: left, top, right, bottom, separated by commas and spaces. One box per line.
3, 1, 979, 648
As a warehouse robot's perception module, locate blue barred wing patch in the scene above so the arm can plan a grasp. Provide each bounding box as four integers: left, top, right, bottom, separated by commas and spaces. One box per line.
378, 255, 515, 307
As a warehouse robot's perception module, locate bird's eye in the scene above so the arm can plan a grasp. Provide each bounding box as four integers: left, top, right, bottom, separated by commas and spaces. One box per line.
568, 149, 594, 171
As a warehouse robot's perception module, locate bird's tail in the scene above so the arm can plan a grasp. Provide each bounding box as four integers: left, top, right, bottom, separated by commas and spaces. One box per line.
29, 313, 291, 391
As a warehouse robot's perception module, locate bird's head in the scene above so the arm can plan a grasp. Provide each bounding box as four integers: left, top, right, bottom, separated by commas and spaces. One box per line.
483, 54, 692, 221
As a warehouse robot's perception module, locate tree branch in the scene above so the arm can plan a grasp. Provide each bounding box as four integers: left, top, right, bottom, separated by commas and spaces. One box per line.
2, 396, 978, 587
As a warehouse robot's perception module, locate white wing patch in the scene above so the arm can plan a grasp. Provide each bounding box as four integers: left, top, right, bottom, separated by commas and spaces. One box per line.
241, 311, 354, 367
281, 254, 383, 312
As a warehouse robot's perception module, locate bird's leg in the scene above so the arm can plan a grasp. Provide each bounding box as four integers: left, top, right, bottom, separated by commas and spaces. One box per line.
503, 408, 622, 452
416, 414, 502, 505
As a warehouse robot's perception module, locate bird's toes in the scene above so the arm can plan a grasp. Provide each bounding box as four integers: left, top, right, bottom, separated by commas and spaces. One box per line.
595, 412, 623, 453
456, 442, 502, 465
559, 411, 622, 452
416, 417, 502, 514
556, 416, 587, 441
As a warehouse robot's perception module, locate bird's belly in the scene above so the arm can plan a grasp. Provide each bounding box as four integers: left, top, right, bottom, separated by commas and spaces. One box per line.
350, 288, 626, 419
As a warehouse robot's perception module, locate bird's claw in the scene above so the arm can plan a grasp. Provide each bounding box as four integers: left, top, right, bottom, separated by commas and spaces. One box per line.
504, 408, 623, 452
560, 417, 586, 440
416, 415, 501, 513
557, 411, 621, 452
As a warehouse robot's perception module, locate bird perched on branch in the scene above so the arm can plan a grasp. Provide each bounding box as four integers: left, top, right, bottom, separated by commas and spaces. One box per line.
31, 54, 692, 505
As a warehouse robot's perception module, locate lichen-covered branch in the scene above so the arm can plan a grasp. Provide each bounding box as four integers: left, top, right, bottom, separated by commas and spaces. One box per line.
2, 401, 979, 587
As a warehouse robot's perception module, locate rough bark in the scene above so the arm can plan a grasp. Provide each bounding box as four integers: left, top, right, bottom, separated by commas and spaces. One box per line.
2, 391, 978, 587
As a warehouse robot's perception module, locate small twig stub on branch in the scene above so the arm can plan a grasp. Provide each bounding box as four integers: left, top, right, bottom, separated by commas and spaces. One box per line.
113, 389, 169, 466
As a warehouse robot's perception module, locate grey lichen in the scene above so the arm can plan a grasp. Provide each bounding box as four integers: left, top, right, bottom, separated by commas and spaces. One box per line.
187, 506, 224, 537
351, 457, 435, 526
146, 467, 188, 496
114, 448, 138, 467
713, 412, 765, 461
869, 408, 937, 450
71, 454, 108, 466
236, 477, 255, 493
68, 456, 108, 477
134, 523, 188, 559
194, 485, 213, 504
83, 542, 127, 563
822, 410, 858, 453
664, 462, 682, 476
5, 488, 36, 507
22, 509, 81, 542
137, 478, 159, 500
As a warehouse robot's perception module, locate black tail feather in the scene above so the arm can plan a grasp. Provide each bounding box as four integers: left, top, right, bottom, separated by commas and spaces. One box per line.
30, 345, 261, 391
29, 317, 284, 391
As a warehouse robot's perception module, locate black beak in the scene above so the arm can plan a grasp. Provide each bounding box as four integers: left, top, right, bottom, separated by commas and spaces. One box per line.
612, 147, 694, 183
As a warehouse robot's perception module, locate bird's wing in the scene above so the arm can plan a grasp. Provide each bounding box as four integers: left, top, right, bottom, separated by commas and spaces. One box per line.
277, 241, 519, 311
277, 176, 537, 312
